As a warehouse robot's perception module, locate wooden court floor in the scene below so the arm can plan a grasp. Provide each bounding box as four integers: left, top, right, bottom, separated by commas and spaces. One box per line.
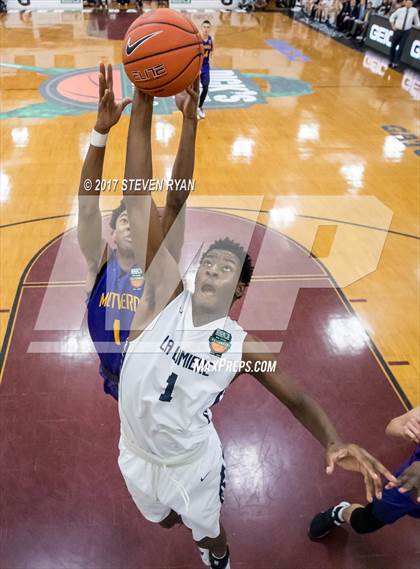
1, 6, 419, 404
0, 6, 419, 568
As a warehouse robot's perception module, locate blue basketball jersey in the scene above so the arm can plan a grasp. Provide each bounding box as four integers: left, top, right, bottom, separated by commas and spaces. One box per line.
372, 444, 420, 523
201, 36, 213, 74
87, 250, 144, 399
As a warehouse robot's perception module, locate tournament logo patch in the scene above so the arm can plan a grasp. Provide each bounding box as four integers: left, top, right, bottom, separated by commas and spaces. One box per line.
129, 267, 144, 289
209, 329, 231, 357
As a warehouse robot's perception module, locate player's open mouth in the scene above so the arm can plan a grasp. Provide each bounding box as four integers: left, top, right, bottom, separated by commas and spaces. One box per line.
126, 237, 132, 243
201, 283, 216, 296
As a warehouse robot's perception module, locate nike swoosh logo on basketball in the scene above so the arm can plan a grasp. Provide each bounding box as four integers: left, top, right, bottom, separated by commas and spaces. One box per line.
200, 472, 210, 482
126, 31, 162, 56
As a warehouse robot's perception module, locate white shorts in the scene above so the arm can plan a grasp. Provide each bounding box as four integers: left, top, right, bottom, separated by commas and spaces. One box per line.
118, 428, 226, 542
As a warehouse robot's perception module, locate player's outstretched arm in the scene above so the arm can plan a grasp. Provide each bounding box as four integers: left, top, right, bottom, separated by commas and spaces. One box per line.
161, 77, 199, 263
123, 89, 183, 337
243, 334, 398, 503
385, 406, 420, 443
78, 63, 131, 291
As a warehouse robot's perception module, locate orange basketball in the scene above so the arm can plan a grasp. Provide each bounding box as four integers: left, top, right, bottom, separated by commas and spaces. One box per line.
122, 8, 203, 97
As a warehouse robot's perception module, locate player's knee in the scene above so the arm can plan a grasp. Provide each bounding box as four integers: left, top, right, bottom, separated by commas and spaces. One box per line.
350, 506, 385, 534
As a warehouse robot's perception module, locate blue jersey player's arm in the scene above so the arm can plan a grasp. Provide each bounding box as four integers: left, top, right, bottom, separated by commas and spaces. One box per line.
161, 76, 200, 263
78, 63, 131, 292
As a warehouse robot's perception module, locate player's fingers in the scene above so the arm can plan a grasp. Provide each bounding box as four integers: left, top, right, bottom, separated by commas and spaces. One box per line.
404, 426, 420, 442
363, 468, 374, 503
360, 453, 397, 484
120, 97, 133, 111
99, 71, 106, 100
357, 455, 379, 481
107, 63, 113, 91
406, 420, 420, 438
373, 469, 383, 500
398, 479, 414, 494
325, 450, 335, 474
102, 89, 109, 107
325, 449, 346, 474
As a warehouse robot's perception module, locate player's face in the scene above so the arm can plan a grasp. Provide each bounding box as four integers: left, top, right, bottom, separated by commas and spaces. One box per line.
113, 212, 133, 255
193, 249, 245, 313
201, 23, 211, 37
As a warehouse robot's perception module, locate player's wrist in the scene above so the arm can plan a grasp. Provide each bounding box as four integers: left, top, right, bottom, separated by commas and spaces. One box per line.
94, 122, 111, 135
90, 128, 109, 147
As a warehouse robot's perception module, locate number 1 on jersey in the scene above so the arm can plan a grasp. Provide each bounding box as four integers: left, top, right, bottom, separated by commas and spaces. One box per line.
159, 373, 178, 402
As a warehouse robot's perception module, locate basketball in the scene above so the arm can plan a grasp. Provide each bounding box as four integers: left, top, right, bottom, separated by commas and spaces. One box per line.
122, 8, 203, 97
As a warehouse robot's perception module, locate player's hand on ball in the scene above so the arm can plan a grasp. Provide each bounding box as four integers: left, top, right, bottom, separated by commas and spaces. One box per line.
385, 462, 420, 502
175, 75, 200, 119
95, 63, 132, 134
325, 443, 397, 502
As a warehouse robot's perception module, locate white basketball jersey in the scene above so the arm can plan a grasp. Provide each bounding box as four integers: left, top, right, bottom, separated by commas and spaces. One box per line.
119, 290, 247, 462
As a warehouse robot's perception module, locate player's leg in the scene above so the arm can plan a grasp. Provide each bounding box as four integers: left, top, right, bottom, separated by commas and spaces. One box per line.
309, 491, 416, 539
177, 432, 230, 568
118, 438, 172, 525
198, 72, 210, 119
159, 509, 182, 529
309, 500, 387, 539
309, 457, 420, 539
195, 524, 229, 568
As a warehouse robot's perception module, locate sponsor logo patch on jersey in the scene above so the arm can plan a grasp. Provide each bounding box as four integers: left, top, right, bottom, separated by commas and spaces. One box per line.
130, 267, 144, 289
209, 329, 231, 357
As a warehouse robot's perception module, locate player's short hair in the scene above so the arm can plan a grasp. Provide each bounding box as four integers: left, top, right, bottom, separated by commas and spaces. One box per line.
201, 238, 254, 286
202, 19, 211, 25
110, 199, 127, 230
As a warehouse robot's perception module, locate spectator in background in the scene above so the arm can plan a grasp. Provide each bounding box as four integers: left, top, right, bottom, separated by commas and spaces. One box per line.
336, 0, 352, 30
318, 0, 336, 23
392, 0, 405, 10
325, 0, 344, 25
310, 0, 323, 19
340, 0, 360, 31
344, 0, 368, 36
348, 1, 375, 39
378, 0, 394, 15
389, 0, 420, 68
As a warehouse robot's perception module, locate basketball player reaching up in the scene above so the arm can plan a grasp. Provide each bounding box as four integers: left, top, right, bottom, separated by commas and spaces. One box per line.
309, 406, 420, 540
78, 63, 199, 400
117, 88, 398, 569
198, 20, 213, 120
